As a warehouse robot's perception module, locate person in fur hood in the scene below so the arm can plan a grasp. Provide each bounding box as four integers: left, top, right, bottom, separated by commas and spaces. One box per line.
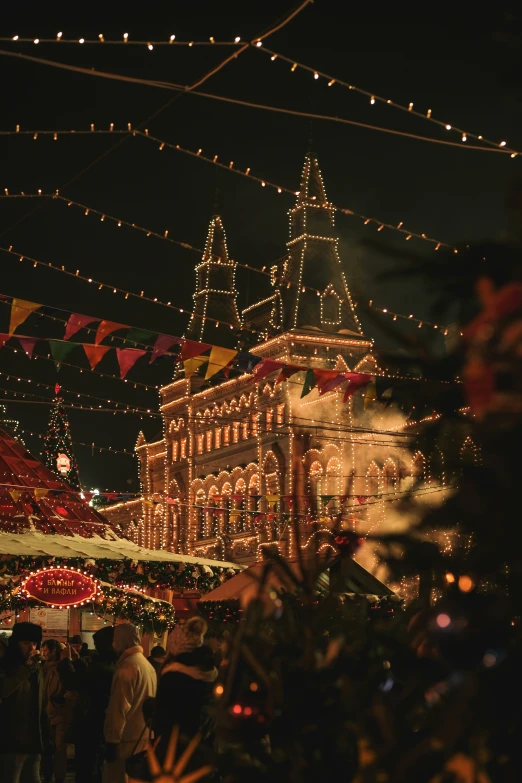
154, 616, 218, 747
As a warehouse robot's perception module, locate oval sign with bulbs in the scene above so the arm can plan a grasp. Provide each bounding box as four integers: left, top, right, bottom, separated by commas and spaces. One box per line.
22, 567, 98, 608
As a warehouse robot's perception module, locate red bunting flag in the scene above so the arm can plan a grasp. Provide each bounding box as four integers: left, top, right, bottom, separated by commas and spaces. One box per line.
116, 348, 147, 379
95, 320, 128, 345
179, 340, 212, 362
9, 299, 41, 334
64, 314, 100, 340
357, 496, 367, 504
0, 333, 11, 350
17, 337, 39, 358
275, 364, 304, 384
343, 373, 374, 402
150, 334, 183, 363
314, 369, 346, 395
83, 344, 110, 370
251, 358, 285, 381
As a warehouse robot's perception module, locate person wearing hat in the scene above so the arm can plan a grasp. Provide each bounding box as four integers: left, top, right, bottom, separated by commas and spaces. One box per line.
0, 621, 45, 783
154, 617, 218, 754
103, 623, 156, 783
74, 625, 117, 783
147, 645, 166, 676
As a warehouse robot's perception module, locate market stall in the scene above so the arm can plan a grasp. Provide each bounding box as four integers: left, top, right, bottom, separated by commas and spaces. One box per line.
0, 427, 242, 644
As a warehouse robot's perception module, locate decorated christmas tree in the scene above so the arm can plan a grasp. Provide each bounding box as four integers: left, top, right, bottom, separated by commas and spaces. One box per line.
42, 385, 81, 490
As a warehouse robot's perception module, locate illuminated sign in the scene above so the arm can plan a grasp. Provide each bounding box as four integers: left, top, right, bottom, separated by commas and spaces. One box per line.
22, 567, 98, 608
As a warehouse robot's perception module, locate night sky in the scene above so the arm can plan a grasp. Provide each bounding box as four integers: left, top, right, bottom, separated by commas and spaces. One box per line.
1, 3, 520, 491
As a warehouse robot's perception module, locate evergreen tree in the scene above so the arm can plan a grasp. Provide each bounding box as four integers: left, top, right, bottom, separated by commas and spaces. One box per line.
42, 387, 81, 490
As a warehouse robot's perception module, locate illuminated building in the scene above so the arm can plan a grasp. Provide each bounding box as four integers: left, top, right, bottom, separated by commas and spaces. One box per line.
103, 153, 452, 566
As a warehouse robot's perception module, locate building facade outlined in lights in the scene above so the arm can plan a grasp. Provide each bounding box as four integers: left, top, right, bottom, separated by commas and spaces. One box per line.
103, 153, 435, 567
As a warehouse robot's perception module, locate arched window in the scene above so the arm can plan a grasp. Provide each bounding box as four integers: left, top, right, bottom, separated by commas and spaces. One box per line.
266, 408, 274, 431
366, 462, 381, 498
320, 285, 341, 325
461, 437, 481, 466
215, 428, 222, 449
309, 461, 324, 510
276, 404, 285, 425
232, 422, 240, 443
205, 430, 213, 452
196, 434, 204, 455
195, 489, 206, 539
152, 504, 163, 550
263, 452, 280, 495
383, 460, 398, 493
223, 425, 230, 445
241, 419, 249, 440
411, 452, 426, 482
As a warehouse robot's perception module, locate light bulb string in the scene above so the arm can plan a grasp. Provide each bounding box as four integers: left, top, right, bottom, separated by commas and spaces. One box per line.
0, 46, 514, 158
0, 382, 156, 415
257, 46, 518, 155
6, 427, 136, 455
0, 191, 454, 332
0, 373, 151, 412
2, 131, 456, 250
2, 36, 243, 47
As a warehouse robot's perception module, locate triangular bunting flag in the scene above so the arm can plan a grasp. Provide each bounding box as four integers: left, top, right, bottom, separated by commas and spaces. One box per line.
184, 356, 208, 378
276, 364, 304, 384
34, 488, 49, 500
364, 379, 377, 409
0, 333, 11, 350
205, 346, 238, 380
64, 314, 100, 340
125, 327, 156, 346
9, 490, 22, 502
252, 358, 285, 382
17, 337, 39, 358
9, 299, 41, 334
179, 340, 212, 362
116, 348, 147, 379
83, 344, 110, 370
343, 373, 374, 403
357, 496, 367, 504
265, 494, 280, 505
321, 495, 334, 505
49, 340, 77, 369
314, 369, 346, 395
95, 320, 128, 345
150, 334, 183, 364
300, 369, 317, 398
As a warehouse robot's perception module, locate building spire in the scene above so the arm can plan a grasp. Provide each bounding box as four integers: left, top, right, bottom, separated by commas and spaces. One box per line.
185, 215, 240, 346
279, 151, 364, 336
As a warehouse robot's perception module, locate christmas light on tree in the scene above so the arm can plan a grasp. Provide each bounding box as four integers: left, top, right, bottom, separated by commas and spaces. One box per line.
42, 385, 81, 490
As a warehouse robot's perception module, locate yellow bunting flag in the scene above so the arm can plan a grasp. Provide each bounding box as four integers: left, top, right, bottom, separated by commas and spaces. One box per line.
9, 299, 41, 334
364, 379, 377, 409
205, 346, 238, 380
8, 490, 22, 502
34, 488, 49, 500
183, 356, 208, 378
265, 495, 280, 506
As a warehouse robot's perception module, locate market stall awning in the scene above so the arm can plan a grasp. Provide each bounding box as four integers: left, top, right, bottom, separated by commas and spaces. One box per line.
201, 556, 392, 602
0, 427, 240, 571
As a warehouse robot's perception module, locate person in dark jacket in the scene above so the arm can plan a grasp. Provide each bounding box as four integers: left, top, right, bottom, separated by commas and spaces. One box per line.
154, 617, 218, 750
147, 645, 166, 676
0, 621, 44, 783
74, 625, 117, 783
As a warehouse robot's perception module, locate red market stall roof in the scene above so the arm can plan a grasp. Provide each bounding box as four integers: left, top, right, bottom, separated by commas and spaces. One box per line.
201, 556, 393, 602
0, 428, 240, 570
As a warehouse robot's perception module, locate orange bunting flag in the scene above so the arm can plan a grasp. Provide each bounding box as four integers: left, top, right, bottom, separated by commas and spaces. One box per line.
9, 299, 41, 334
205, 346, 238, 380
8, 489, 22, 502
83, 344, 110, 370
95, 320, 128, 345
116, 348, 147, 379
183, 356, 208, 378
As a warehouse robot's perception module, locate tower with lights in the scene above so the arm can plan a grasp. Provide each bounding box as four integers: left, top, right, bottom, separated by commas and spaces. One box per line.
42, 391, 81, 491
103, 154, 414, 569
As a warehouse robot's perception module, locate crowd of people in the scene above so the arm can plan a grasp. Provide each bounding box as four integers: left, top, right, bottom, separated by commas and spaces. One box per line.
0, 616, 218, 783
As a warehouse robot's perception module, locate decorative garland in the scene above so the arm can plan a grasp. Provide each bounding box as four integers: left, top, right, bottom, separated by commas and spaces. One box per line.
0, 581, 176, 635
0, 555, 239, 594
198, 593, 403, 630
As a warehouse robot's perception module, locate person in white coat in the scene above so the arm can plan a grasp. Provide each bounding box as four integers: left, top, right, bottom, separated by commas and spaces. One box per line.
103, 624, 157, 783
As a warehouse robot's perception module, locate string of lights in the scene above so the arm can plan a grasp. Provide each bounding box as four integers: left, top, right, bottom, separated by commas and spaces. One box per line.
0, 384, 157, 416
0, 428, 136, 456
1, 46, 509, 161
0, 340, 159, 392
0, 188, 455, 334
3, 34, 243, 47
258, 46, 518, 156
